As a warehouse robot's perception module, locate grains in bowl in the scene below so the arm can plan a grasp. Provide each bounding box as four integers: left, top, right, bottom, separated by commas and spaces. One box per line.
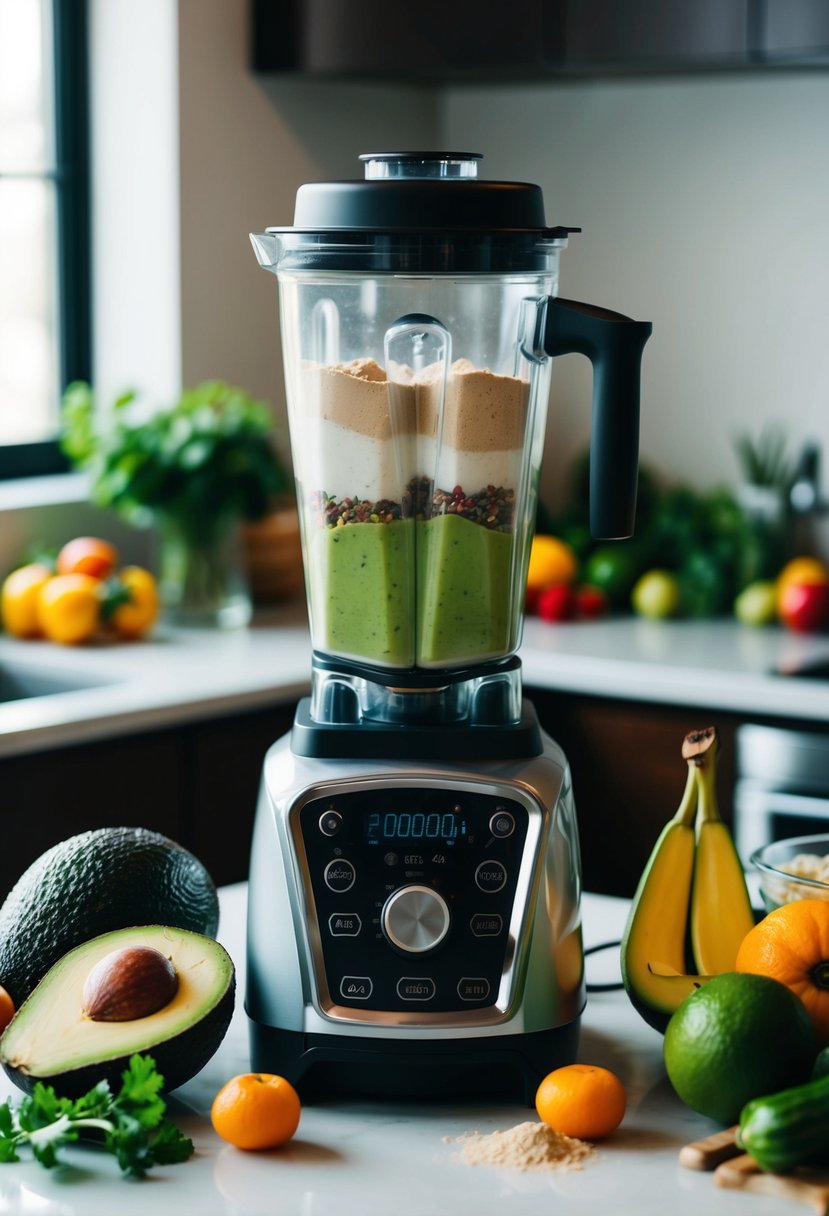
767, 852, 829, 903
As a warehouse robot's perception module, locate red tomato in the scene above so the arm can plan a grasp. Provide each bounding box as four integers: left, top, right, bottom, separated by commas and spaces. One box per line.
537, 584, 576, 622
778, 580, 829, 634
575, 584, 609, 619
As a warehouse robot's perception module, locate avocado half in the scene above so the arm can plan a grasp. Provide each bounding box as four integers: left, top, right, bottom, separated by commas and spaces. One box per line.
0, 827, 220, 1008
0, 925, 235, 1097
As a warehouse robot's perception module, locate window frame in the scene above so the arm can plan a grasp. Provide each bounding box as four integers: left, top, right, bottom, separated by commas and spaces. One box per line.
0, 0, 91, 481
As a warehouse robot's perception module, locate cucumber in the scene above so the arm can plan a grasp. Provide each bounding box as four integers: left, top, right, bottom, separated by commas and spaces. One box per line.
739, 1073, 829, 1174
812, 1046, 829, 1081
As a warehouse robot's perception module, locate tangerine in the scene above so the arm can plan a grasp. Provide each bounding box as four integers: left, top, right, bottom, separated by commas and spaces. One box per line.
107, 566, 159, 639
535, 1063, 626, 1140
526, 535, 578, 592
1, 562, 52, 638
56, 536, 119, 581
36, 574, 101, 645
737, 899, 829, 1046
211, 1073, 301, 1150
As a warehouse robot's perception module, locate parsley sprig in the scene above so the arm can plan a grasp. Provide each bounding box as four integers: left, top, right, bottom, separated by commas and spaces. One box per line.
0, 1054, 193, 1177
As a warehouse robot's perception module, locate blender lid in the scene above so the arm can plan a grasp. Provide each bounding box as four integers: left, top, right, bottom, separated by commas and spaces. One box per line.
280, 152, 577, 237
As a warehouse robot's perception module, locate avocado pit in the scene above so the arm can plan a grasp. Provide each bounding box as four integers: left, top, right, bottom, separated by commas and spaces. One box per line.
83, 945, 178, 1022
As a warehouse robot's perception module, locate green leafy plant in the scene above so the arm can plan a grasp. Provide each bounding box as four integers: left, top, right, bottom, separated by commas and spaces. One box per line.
61, 380, 290, 540
0, 1054, 193, 1177
734, 424, 794, 491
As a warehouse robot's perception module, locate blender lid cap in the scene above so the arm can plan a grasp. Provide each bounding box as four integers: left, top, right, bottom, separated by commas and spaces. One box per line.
282, 152, 577, 236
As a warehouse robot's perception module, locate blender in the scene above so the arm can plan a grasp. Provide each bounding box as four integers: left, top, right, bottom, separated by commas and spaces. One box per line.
247, 152, 651, 1102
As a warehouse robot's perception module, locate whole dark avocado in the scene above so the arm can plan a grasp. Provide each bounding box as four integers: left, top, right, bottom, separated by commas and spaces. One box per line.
0, 925, 235, 1096
0, 827, 219, 1007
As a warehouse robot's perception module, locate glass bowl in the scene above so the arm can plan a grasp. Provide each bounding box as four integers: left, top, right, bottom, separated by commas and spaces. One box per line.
751, 834, 829, 912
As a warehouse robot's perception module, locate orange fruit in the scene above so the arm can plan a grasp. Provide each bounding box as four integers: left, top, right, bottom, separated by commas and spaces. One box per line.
737, 899, 829, 1045
1, 562, 52, 638
211, 1073, 301, 1150
0, 984, 14, 1034
107, 566, 159, 639
56, 536, 119, 581
36, 573, 101, 645
535, 1063, 626, 1140
527, 535, 578, 592
777, 556, 829, 592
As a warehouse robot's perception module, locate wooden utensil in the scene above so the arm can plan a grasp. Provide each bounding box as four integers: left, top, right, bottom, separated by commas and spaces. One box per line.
678, 1126, 741, 1171
680, 1127, 829, 1214
715, 1154, 829, 1216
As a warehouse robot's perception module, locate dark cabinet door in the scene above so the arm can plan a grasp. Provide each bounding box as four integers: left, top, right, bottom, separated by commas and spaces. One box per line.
756, 0, 829, 62
253, 0, 550, 79
553, 0, 749, 70
0, 731, 184, 902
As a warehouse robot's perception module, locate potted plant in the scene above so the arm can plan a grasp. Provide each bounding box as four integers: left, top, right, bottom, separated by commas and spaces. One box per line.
61, 380, 291, 627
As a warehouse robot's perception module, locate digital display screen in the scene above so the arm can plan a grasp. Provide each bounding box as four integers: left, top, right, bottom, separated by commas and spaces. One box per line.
366, 810, 469, 844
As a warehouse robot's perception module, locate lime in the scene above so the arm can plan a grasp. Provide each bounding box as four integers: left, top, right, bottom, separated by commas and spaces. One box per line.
631, 569, 681, 619
582, 544, 641, 607
734, 580, 778, 627
664, 973, 815, 1125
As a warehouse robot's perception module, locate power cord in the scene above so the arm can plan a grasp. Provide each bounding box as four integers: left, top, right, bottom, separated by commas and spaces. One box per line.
584, 939, 624, 993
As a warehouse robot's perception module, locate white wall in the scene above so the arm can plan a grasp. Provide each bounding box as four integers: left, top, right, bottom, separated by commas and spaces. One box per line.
441, 76, 829, 521
177, 0, 438, 441
89, 2, 829, 550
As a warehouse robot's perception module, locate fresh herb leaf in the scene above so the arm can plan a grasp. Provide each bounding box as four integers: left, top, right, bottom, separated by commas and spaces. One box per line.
0, 1054, 193, 1178
149, 1119, 195, 1167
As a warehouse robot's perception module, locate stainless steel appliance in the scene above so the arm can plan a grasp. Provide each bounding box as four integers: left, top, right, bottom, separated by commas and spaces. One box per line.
246, 152, 651, 1101
735, 724, 829, 863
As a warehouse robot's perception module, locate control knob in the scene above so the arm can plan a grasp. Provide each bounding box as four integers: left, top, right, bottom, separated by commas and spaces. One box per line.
382, 884, 450, 954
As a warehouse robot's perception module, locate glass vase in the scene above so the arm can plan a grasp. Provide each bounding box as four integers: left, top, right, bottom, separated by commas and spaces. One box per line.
157, 515, 252, 629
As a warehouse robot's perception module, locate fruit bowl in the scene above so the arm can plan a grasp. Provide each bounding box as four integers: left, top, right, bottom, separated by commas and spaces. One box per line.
751, 834, 829, 912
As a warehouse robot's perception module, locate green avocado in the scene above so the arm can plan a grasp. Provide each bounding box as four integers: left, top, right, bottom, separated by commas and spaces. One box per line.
0, 827, 219, 1007
0, 925, 235, 1096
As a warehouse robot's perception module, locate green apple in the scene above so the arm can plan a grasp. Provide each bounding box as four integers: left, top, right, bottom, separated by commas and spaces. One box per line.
734, 580, 778, 627
631, 569, 681, 619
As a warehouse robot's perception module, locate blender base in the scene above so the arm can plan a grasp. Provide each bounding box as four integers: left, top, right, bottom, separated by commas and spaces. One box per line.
248, 1018, 581, 1106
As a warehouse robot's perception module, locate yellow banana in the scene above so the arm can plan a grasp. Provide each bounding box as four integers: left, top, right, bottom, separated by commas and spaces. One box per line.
688, 727, 755, 975
620, 763, 709, 1033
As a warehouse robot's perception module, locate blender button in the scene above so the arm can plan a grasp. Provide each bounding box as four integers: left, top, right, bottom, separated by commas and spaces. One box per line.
328, 913, 362, 936
470, 913, 503, 937
324, 858, 356, 892
458, 977, 490, 1002
396, 977, 436, 1001
475, 860, 507, 893
489, 811, 515, 839
319, 810, 343, 836
340, 976, 373, 1001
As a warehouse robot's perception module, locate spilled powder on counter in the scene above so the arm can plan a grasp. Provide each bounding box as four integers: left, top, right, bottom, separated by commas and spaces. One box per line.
446, 1121, 596, 1172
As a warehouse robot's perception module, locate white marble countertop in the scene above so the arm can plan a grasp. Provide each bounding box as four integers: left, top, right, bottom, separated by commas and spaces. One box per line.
2, 607, 829, 758
0, 885, 801, 1216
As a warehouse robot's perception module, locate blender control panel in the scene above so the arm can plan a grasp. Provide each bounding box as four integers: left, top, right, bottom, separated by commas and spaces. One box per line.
296, 787, 530, 1015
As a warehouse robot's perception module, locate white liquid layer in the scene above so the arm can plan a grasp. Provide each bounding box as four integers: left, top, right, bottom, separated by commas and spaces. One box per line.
295, 417, 521, 502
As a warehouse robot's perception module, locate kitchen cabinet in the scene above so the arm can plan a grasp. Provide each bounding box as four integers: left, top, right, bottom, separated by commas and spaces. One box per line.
251, 0, 829, 80
758, 0, 829, 63
554, 0, 749, 72
528, 688, 737, 898
0, 702, 298, 902
528, 687, 829, 900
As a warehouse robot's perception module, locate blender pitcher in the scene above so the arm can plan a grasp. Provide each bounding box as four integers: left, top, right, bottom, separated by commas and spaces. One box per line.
245, 154, 652, 1102
251, 152, 651, 724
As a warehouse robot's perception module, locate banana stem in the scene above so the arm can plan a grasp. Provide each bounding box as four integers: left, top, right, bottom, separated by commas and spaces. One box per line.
694, 736, 721, 826
674, 762, 698, 828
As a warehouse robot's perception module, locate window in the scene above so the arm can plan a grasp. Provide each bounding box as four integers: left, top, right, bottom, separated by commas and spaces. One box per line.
0, 0, 90, 479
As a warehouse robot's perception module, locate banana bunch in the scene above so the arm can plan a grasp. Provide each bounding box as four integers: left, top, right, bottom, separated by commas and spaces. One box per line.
620, 725, 755, 1033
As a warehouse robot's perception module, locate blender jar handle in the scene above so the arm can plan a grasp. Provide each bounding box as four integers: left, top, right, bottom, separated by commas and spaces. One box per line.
544, 297, 652, 540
